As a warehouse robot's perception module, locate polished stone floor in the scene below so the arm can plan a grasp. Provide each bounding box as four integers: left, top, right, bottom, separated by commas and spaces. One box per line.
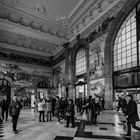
0, 109, 140, 140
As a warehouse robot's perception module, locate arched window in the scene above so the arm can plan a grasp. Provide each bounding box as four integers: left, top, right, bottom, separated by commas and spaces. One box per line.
113, 8, 137, 71
75, 47, 87, 98
75, 48, 87, 76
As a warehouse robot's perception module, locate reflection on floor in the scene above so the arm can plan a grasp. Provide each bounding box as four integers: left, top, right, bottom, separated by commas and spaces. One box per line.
1, 109, 140, 140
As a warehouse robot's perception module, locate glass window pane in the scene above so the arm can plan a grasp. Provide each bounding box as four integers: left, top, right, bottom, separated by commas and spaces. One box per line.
132, 36, 136, 43
113, 9, 137, 71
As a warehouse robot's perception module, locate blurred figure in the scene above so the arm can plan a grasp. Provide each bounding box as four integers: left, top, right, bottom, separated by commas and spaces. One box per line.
54, 96, 61, 124
51, 97, 56, 117
117, 96, 122, 111
45, 98, 52, 122
5, 100, 10, 121
77, 96, 82, 113
121, 95, 127, 115
34, 97, 38, 112
0, 101, 3, 124
9, 96, 22, 134
124, 94, 140, 138
1, 100, 6, 121
101, 97, 105, 110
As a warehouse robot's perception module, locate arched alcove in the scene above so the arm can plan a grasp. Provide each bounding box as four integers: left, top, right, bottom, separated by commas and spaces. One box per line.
0, 76, 14, 101
71, 38, 90, 99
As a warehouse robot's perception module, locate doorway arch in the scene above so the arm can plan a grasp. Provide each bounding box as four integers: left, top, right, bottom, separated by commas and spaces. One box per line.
0, 78, 12, 101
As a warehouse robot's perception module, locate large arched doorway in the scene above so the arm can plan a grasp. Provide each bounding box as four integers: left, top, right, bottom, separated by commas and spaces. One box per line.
0, 79, 11, 101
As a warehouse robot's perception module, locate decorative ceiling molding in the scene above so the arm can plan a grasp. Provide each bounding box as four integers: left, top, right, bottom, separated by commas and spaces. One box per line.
69, 0, 120, 40
69, 0, 126, 47
0, 0, 72, 40
0, 0, 127, 59
0, 29, 64, 56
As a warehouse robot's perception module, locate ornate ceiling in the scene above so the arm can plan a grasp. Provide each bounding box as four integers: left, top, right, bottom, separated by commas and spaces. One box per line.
0, 0, 119, 57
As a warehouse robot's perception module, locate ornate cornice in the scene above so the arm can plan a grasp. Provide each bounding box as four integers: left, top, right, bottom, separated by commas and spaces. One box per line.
0, 47, 54, 67
0, 29, 63, 56
0, 0, 71, 40
69, 0, 127, 46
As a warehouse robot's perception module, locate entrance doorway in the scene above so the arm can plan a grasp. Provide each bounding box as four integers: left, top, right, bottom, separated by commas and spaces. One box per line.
75, 81, 87, 99
37, 81, 48, 99
0, 79, 11, 101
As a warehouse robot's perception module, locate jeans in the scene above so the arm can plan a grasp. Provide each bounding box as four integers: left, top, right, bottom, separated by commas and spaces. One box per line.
12, 115, 18, 131
46, 111, 52, 121
127, 121, 140, 135
66, 115, 75, 127
39, 111, 45, 122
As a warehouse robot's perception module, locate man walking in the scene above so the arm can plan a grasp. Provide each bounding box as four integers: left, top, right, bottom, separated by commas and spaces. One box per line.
124, 94, 140, 138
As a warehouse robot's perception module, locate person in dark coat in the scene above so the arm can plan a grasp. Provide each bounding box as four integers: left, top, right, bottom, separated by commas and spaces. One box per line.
9, 96, 22, 134
54, 96, 61, 124
0, 101, 3, 124
101, 97, 105, 110
77, 97, 82, 113
65, 99, 75, 128
124, 94, 140, 138
51, 97, 56, 117
121, 96, 127, 115
117, 96, 122, 111
90, 98, 101, 125
1, 100, 6, 121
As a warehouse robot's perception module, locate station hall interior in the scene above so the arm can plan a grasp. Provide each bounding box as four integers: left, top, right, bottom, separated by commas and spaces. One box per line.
0, 0, 140, 140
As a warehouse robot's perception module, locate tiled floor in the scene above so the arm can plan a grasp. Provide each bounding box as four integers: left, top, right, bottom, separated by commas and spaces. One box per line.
1, 109, 140, 140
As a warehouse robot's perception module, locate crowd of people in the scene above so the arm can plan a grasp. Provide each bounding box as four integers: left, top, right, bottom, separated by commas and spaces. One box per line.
0, 95, 105, 134
34, 95, 105, 127
0, 93, 140, 138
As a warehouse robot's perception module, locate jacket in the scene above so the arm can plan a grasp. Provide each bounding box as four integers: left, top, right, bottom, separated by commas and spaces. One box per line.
126, 100, 139, 123
67, 103, 75, 116
45, 101, 52, 112
38, 101, 45, 111
9, 101, 22, 116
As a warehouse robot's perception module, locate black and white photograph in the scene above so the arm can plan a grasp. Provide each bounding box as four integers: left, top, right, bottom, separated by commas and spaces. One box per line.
0, 0, 140, 140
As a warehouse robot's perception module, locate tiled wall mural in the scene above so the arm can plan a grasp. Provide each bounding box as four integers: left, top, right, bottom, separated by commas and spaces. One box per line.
0, 62, 52, 87
89, 33, 107, 97
90, 78, 105, 98
53, 60, 65, 97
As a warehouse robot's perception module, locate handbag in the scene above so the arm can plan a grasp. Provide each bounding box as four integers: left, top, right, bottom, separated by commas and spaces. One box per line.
82, 113, 87, 120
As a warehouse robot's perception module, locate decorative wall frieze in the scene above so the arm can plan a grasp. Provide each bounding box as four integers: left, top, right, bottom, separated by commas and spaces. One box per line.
0, 49, 54, 67
69, 0, 127, 47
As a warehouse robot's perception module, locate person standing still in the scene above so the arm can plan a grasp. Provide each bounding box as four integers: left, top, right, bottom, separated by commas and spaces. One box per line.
65, 99, 75, 128
124, 94, 140, 138
38, 98, 45, 122
9, 96, 22, 134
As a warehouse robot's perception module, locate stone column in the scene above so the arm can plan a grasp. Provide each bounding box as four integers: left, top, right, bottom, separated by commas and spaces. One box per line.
105, 75, 113, 109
